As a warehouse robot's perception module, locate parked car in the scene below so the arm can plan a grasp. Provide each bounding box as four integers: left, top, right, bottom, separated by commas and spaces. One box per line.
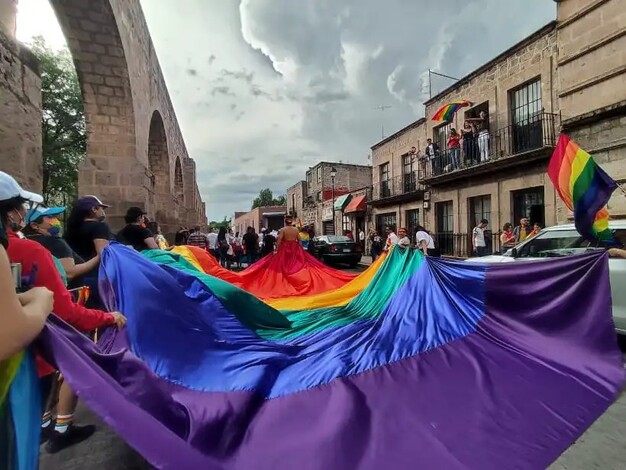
465, 222, 626, 335
312, 235, 362, 268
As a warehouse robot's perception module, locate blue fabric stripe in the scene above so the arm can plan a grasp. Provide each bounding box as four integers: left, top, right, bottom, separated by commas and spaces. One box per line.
9, 350, 41, 470
102, 245, 487, 398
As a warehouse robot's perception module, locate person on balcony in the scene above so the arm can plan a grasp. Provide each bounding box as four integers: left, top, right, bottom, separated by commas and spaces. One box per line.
475, 111, 490, 162
461, 120, 477, 166
447, 129, 461, 170
425, 138, 439, 176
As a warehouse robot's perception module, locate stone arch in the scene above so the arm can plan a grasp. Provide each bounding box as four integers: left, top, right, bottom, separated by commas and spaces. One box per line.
174, 156, 184, 204
147, 110, 171, 216
49, 0, 141, 229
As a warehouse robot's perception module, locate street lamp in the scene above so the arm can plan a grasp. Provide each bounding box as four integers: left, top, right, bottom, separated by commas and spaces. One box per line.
330, 167, 337, 235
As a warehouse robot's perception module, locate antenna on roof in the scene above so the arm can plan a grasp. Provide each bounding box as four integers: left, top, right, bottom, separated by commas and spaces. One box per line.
373, 105, 392, 140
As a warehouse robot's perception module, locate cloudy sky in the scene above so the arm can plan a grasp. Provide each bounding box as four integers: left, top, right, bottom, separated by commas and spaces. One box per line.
17, 0, 555, 220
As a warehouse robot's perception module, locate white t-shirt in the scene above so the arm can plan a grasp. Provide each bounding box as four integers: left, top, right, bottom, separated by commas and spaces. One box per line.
473, 226, 486, 248
415, 231, 435, 249
207, 232, 218, 250
398, 236, 411, 248
386, 232, 399, 249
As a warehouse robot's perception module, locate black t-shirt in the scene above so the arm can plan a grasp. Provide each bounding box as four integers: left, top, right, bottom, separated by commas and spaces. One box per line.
69, 220, 112, 262
29, 234, 84, 264
261, 234, 276, 255
242, 232, 258, 252
116, 224, 153, 251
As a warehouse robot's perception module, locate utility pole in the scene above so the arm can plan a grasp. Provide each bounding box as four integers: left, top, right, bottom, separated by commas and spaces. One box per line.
373, 105, 392, 140
428, 69, 460, 98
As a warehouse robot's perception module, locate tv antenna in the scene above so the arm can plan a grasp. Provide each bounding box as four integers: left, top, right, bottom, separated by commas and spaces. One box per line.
373, 105, 392, 140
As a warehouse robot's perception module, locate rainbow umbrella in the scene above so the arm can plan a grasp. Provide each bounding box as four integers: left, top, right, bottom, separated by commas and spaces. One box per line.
431, 100, 472, 122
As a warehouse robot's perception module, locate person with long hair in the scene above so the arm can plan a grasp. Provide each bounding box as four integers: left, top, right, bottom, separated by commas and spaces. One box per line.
64, 195, 112, 309
217, 227, 231, 268
0, 174, 126, 452
500, 223, 516, 253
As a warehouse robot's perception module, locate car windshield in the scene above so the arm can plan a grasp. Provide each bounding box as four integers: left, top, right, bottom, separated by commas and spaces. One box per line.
510, 229, 626, 258
326, 236, 352, 243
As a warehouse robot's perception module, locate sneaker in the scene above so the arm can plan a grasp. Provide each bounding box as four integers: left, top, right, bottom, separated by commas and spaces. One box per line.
40, 422, 55, 444
45, 423, 96, 454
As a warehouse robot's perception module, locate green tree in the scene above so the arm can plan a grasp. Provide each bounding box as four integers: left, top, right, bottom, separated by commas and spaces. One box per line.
30, 36, 86, 206
251, 188, 286, 209
208, 216, 231, 231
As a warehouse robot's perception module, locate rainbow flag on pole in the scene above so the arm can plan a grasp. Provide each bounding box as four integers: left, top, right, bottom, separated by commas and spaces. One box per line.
547, 133, 618, 243
431, 99, 472, 122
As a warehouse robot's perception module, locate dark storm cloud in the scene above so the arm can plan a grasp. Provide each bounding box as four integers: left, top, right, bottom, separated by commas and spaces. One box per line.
139, 0, 555, 219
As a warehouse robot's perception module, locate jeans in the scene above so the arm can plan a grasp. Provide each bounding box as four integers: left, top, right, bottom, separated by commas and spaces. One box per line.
478, 131, 489, 162
449, 147, 460, 169
475, 246, 489, 257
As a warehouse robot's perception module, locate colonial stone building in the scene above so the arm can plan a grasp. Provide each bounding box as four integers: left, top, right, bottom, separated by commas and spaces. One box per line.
232, 206, 287, 235
369, 118, 427, 237
555, 0, 626, 222
286, 162, 372, 235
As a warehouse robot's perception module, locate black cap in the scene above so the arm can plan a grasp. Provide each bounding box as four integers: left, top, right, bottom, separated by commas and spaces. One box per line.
125, 206, 147, 222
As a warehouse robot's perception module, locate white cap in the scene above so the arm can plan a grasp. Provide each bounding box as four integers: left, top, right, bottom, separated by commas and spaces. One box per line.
0, 172, 43, 203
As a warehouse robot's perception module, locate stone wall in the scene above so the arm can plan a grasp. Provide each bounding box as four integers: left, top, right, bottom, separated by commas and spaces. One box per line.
557, 0, 626, 120
286, 180, 306, 219
0, 0, 206, 231
305, 162, 372, 200
0, 26, 42, 192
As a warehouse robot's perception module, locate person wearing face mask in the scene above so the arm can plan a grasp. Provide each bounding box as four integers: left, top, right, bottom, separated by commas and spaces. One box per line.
64, 195, 113, 309
0, 173, 54, 361
0, 175, 127, 451
116, 206, 159, 251
23, 206, 100, 287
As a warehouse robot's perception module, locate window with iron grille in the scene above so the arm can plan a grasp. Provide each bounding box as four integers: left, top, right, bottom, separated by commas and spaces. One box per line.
469, 195, 491, 228
406, 209, 419, 238
376, 212, 396, 233
433, 123, 451, 154
436, 201, 454, 233
510, 78, 543, 153
380, 163, 390, 198
403, 154, 416, 193
342, 215, 350, 233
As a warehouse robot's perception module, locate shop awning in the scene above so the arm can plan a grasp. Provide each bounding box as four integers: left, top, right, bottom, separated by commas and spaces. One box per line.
344, 195, 367, 213
334, 194, 352, 211
263, 211, 286, 217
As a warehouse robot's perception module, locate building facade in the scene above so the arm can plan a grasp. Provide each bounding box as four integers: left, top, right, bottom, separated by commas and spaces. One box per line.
555, 0, 626, 221
286, 162, 372, 236
232, 206, 287, 235
369, 118, 428, 238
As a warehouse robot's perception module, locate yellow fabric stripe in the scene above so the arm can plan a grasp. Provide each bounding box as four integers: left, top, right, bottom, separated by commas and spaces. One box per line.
568, 145, 590, 194
266, 252, 388, 310
171, 246, 203, 272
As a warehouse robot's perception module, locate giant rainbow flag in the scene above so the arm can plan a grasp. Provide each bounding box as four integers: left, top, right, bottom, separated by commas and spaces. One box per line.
548, 133, 618, 243
32, 242, 625, 469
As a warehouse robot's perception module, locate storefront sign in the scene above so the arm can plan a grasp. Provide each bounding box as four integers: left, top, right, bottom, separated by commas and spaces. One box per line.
322, 206, 333, 221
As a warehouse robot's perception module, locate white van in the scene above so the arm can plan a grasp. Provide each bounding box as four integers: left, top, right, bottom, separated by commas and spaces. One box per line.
465, 222, 626, 335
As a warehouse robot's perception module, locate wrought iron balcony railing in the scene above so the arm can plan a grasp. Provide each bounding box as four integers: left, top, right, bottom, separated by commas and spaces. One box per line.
369, 172, 425, 203
421, 112, 558, 180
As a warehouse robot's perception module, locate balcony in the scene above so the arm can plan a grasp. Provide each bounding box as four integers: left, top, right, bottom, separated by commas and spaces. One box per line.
368, 172, 426, 206
421, 112, 558, 185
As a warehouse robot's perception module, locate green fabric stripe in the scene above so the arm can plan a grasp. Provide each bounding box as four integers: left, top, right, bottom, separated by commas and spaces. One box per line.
258, 248, 423, 340
0, 353, 23, 406
143, 248, 423, 341
571, 158, 596, 204
142, 250, 291, 332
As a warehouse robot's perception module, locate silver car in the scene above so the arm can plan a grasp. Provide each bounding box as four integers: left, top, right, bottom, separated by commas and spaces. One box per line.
465, 222, 626, 335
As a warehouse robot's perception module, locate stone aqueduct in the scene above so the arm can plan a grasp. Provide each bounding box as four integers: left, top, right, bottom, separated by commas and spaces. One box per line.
0, 0, 207, 234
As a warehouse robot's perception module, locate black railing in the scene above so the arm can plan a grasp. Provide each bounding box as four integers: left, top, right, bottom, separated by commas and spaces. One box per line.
422, 112, 558, 179
370, 172, 425, 202
434, 232, 505, 258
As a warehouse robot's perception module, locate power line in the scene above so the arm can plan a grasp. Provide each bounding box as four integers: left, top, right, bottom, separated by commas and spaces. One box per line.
373, 105, 392, 140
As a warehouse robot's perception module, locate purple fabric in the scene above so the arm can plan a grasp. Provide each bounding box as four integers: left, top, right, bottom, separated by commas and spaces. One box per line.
38, 252, 625, 469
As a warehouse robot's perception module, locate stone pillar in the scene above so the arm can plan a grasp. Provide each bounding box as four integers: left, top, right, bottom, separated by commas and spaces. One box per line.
0, 0, 17, 38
